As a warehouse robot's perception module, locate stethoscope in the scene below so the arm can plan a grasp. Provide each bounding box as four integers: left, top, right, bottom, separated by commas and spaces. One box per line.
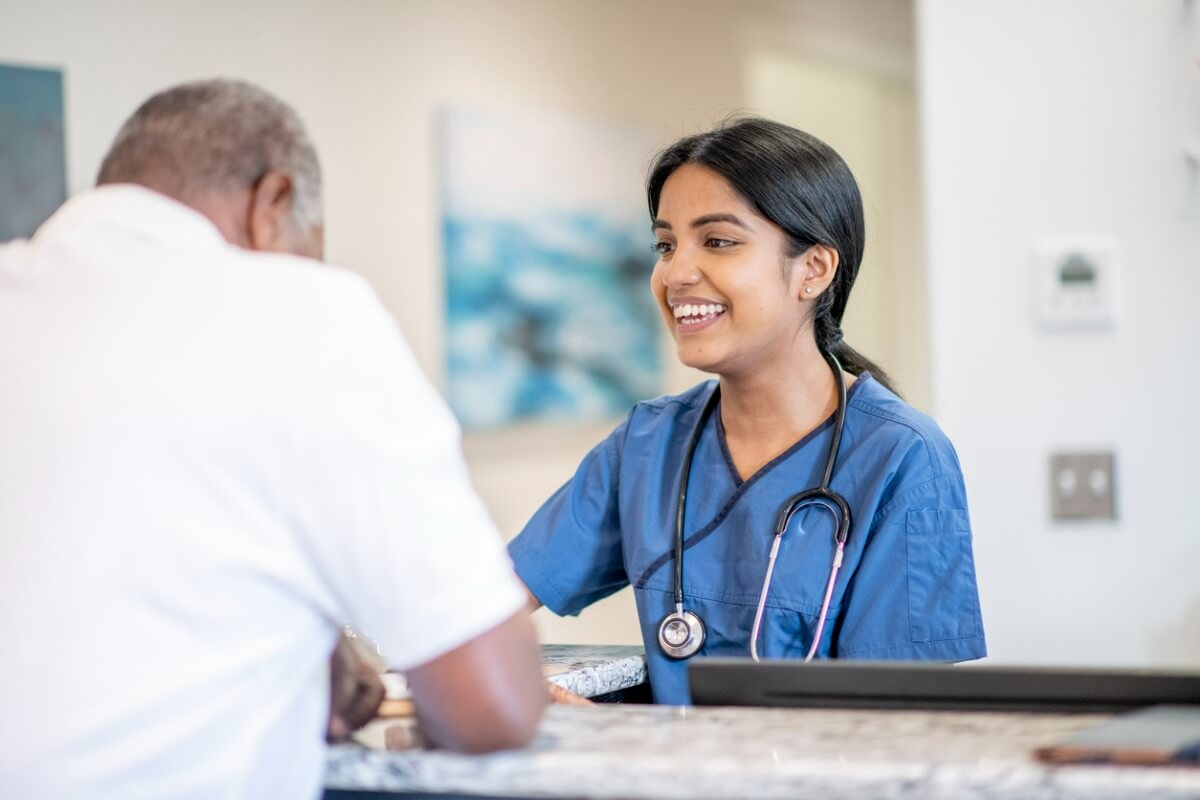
656, 351, 852, 662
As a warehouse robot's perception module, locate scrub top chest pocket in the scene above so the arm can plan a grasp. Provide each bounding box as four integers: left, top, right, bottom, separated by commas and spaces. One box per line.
905, 508, 982, 644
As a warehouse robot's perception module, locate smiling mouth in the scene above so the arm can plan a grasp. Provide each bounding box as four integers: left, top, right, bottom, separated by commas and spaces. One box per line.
671, 302, 727, 327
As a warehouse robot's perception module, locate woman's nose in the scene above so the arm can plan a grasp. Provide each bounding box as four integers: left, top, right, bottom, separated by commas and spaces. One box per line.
660, 250, 701, 289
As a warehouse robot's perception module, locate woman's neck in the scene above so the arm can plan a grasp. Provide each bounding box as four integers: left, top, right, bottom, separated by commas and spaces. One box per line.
717, 339, 847, 480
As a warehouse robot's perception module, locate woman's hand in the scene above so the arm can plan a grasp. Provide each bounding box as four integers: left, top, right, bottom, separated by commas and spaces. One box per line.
547, 681, 593, 706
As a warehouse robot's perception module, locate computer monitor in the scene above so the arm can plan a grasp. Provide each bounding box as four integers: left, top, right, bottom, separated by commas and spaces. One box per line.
688, 659, 1200, 713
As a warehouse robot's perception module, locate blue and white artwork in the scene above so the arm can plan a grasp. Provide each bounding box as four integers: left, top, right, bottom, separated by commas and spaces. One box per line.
441, 108, 661, 428
0, 63, 66, 242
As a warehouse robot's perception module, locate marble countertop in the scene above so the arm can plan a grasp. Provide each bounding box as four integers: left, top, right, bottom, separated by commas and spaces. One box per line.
329, 700, 1200, 799
538, 644, 646, 698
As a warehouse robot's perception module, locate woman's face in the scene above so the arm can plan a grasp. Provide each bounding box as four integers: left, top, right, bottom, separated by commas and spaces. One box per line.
651, 163, 809, 377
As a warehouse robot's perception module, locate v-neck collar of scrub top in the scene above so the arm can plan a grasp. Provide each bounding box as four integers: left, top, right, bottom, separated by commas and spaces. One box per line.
635, 374, 872, 592
713, 373, 872, 489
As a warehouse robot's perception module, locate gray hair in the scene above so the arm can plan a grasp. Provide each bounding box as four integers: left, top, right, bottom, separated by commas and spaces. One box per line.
97, 79, 323, 228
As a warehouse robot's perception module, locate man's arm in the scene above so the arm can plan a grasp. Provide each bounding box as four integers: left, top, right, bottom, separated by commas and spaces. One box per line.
406, 608, 545, 752
300, 279, 549, 748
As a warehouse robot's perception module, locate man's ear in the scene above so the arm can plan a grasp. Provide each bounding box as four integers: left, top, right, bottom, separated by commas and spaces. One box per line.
247, 170, 294, 253
795, 244, 840, 301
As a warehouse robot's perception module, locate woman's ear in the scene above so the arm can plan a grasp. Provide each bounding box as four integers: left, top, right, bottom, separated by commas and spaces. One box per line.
797, 244, 840, 301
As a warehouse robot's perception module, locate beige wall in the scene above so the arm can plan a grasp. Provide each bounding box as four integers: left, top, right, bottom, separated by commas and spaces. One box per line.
0, 0, 920, 647
746, 51, 928, 408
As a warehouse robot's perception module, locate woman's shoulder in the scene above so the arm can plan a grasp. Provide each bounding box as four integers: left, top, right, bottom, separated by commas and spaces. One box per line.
606, 382, 717, 450
593, 382, 714, 455
846, 374, 962, 483
632, 380, 716, 417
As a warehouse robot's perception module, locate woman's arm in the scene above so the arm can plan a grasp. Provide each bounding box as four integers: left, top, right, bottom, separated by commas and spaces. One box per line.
522, 581, 543, 613
506, 417, 632, 617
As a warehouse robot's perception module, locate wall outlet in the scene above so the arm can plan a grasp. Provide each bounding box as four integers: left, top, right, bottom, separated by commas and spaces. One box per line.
1049, 451, 1117, 521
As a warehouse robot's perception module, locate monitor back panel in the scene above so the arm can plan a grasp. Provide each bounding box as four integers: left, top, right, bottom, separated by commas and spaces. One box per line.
688, 659, 1200, 713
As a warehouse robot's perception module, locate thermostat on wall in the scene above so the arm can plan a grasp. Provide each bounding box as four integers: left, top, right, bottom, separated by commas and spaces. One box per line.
1034, 237, 1120, 330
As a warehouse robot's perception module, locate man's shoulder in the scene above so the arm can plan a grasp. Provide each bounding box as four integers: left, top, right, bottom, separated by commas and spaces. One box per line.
202, 249, 395, 354
167, 248, 410, 399
216, 249, 379, 316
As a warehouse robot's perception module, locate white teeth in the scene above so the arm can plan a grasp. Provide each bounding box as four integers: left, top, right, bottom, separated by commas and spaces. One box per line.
672, 303, 726, 321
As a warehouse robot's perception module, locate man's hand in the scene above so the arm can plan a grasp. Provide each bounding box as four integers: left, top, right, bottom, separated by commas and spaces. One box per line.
327, 633, 386, 741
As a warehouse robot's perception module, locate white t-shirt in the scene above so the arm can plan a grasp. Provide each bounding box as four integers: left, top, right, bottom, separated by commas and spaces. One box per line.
0, 186, 526, 800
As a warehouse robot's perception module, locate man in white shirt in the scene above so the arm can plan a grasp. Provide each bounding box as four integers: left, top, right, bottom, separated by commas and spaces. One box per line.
0, 79, 545, 799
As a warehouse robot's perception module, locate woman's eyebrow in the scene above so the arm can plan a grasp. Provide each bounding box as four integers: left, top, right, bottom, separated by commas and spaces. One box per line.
690, 213, 749, 230
651, 213, 750, 232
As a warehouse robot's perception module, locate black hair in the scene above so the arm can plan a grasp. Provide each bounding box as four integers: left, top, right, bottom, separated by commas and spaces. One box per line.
646, 117, 897, 394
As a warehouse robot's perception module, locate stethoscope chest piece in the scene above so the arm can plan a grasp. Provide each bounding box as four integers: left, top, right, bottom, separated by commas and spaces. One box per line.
657, 607, 706, 659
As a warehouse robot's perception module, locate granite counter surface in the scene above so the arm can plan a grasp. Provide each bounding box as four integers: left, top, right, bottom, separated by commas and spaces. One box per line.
327, 703, 1200, 799
538, 644, 646, 699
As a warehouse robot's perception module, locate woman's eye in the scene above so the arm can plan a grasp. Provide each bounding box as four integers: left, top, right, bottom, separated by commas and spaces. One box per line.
705, 237, 736, 249
652, 241, 675, 255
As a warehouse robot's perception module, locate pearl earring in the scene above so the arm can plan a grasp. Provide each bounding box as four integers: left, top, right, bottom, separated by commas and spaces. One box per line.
805, 286, 814, 295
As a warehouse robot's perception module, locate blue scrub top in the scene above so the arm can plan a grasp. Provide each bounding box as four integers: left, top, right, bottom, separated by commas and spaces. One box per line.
508, 375, 986, 705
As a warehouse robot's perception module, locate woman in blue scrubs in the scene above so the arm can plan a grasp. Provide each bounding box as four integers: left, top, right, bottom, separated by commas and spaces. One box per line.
508, 118, 986, 705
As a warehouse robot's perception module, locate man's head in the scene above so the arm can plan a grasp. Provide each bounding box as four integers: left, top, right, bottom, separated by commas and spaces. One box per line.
97, 79, 324, 260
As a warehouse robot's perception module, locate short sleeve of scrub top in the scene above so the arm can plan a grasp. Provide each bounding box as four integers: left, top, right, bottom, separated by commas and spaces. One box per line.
507, 419, 631, 615
508, 376, 986, 705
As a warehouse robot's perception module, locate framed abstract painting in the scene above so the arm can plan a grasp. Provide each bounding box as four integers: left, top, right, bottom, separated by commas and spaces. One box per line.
0, 63, 66, 242
440, 107, 660, 428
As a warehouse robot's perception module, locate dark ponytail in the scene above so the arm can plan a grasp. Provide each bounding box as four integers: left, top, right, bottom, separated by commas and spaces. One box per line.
646, 117, 897, 395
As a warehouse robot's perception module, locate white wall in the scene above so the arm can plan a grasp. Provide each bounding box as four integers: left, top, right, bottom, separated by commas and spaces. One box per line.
917, 0, 1200, 666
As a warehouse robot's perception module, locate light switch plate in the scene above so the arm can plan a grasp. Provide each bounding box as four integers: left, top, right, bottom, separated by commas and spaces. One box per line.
1049, 451, 1117, 521
1034, 237, 1120, 330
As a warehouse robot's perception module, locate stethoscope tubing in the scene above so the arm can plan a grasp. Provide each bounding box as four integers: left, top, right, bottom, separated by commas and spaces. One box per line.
665, 351, 852, 662
671, 382, 714, 608
750, 505, 846, 663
